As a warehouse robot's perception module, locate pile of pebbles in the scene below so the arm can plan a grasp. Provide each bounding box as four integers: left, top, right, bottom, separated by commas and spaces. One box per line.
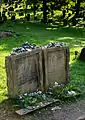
10, 42, 67, 55
11, 42, 39, 54
47, 42, 67, 48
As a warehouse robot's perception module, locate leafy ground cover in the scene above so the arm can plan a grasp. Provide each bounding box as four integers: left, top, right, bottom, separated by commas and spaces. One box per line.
0, 21, 85, 104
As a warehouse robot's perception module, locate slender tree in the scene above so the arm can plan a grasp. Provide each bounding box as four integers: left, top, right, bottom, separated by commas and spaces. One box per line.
42, 0, 48, 23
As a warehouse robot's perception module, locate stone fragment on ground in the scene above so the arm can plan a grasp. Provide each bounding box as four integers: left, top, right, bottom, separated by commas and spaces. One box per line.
0, 32, 12, 38
77, 115, 85, 120
15, 99, 59, 115
51, 106, 61, 111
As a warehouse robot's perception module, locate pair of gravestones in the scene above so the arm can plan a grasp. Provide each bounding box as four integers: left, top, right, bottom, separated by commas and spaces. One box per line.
5, 46, 69, 98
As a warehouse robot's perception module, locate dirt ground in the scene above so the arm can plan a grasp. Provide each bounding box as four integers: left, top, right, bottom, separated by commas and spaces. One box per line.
0, 99, 85, 120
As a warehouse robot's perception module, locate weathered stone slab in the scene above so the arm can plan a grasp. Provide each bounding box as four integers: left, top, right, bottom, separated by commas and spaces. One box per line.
43, 47, 69, 89
5, 45, 69, 98
5, 48, 43, 97
16, 99, 59, 115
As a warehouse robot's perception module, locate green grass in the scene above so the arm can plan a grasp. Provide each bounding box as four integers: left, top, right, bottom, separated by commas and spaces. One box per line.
0, 21, 85, 102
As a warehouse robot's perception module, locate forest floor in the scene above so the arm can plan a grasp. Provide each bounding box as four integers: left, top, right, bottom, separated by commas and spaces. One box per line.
0, 98, 85, 120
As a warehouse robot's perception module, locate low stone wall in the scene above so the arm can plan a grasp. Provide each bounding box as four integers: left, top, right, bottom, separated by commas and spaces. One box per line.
5, 44, 69, 98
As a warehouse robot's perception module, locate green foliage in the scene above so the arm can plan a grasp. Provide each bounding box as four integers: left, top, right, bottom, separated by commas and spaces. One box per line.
0, 21, 85, 103
16, 85, 82, 108
52, 85, 81, 102
16, 91, 52, 108
0, 0, 85, 25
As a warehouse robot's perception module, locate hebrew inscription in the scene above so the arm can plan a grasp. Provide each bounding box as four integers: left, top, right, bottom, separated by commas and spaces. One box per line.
43, 47, 69, 88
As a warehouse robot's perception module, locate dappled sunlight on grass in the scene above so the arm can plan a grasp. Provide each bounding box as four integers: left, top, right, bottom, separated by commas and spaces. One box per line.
68, 60, 85, 92
70, 47, 82, 64
0, 56, 7, 102
57, 37, 75, 40
0, 21, 85, 102
46, 27, 58, 30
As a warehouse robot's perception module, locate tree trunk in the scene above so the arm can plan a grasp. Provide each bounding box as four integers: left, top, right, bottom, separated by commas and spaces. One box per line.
33, 4, 36, 20
43, 0, 47, 23
75, 0, 81, 17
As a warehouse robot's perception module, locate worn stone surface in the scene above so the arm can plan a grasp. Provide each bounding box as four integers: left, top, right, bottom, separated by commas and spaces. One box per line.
5, 46, 69, 98
5, 48, 43, 97
43, 47, 69, 89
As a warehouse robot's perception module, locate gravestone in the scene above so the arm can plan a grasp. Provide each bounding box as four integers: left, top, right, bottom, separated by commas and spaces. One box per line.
5, 48, 43, 97
5, 43, 69, 98
43, 47, 69, 89
78, 48, 85, 61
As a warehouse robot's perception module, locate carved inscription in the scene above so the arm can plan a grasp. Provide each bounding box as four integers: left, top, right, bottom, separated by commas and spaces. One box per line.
15, 55, 38, 86
47, 50, 66, 84
18, 75, 37, 86
6, 47, 69, 97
